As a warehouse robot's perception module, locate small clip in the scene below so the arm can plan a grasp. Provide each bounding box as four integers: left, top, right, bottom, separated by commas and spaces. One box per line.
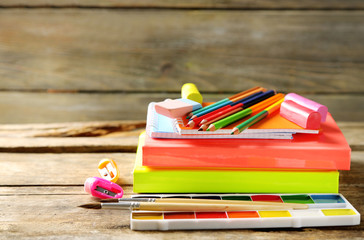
98, 158, 119, 183
84, 177, 124, 199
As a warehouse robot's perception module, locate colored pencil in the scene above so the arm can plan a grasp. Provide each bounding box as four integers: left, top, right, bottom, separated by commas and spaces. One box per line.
186, 86, 263, 118
186, 105, 231, 128
186, 91, 263, 127
189, 87, 265, 119
206, 91, 281, 131
199, 108, 242, 131
199, 90, 272, 126
231, 98, 284, 135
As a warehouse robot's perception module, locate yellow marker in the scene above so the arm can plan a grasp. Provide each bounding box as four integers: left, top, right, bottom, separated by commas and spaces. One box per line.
181, 83, 203, 104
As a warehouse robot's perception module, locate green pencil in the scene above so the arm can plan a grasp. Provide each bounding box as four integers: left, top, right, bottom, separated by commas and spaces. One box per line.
231, 111, 268, 135
206, 93, 284, 132
231, 98, 284, 135
206, 108, 252, 131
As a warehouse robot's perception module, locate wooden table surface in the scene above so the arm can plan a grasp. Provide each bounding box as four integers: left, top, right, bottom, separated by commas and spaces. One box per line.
0, 1, 363, 238
0, 121, 363, 239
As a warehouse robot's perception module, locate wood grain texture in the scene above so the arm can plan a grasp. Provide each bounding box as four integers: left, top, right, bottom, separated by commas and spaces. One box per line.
0, 9, 363, 93
0, 153, 135, 186
0, 121, 363, 153
0, 151, 363, 187
0, 121, 146, 137
0, 121, 362, 238
1, 0, 364, 9
1, 187, 362, 239
0, 152, 363, 238
0, 137, 140, 153
0, 92, 363, 124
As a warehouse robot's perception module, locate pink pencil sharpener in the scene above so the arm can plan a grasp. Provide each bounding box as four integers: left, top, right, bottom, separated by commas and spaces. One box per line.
84, 177, 124, 199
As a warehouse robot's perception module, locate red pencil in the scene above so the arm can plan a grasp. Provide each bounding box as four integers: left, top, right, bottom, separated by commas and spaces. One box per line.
186, 105, 231, 127
199, 103, 244, 125
189, 87, 266, 120
198, 107, 242, 131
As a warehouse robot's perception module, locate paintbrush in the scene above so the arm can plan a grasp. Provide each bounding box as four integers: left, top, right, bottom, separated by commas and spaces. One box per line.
79, 201, 308, 212
98, 197, 307, 208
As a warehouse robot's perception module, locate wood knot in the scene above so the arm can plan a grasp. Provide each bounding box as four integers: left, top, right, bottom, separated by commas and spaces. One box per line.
160, 62, 173, 73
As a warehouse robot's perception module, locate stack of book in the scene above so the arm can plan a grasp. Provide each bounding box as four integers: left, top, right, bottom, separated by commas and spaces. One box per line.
133, 91, 351, 194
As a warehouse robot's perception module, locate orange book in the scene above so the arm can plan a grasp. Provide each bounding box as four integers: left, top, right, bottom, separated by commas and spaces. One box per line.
142, 113, 351, 170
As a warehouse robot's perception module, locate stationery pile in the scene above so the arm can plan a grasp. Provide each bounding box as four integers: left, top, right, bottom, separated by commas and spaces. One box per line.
129, 84, 360, 230
134, 85, 351, 193
78, 84, 359, 231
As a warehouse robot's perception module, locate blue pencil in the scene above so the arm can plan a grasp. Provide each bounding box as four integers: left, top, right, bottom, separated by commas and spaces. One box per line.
187, 87, 264, 119
192, 90, 275, 120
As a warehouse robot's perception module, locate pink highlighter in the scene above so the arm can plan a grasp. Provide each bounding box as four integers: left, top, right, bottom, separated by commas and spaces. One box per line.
84, 177, 124, 199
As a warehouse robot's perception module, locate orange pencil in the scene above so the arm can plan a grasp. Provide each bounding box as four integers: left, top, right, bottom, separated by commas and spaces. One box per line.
198, 107, 242, 131
189, 87, 266, 120
187, 90, 265, 126
206, 93, 284, 131
187, 87, 263, 119
231, 98, 285, 135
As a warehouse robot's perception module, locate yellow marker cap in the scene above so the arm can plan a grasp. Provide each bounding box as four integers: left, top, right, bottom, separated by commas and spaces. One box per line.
181, 83, 203, 104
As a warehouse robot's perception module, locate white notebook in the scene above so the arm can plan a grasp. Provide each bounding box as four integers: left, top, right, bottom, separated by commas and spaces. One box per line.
146, 102, 293, 139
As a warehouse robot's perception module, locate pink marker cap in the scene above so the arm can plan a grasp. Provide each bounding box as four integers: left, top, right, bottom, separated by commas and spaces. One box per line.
84, 177, 124, 199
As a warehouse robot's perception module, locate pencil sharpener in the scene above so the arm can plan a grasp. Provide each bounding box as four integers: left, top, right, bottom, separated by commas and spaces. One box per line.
97, 158, 120, 183
84, 177, 124, 199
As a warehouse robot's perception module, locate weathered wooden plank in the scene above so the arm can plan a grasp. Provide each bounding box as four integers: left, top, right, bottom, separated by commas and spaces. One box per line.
0, 0, 364, 9
0, 186, 363, 239
0, 121, 362, 153
0, 10, 363, 93
0, 137, 140, 153
1, 121, 361, 140
0, 186, 88, 195
0, 153, 135, 186
338, 122, 364, 151
1, 151, 363, 187
0, 121, 146, 137
0, 92, 363, 124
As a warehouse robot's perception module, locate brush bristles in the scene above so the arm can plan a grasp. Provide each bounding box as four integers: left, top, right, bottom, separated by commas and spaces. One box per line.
99, 199, 119, 203
78, 203, 102, 209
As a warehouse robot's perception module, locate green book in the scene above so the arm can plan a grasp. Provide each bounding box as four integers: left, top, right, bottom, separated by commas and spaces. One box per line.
133, 133, 339, 193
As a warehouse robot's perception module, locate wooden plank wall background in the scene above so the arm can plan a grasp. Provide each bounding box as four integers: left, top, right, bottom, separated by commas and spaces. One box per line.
0, 1, 363, 123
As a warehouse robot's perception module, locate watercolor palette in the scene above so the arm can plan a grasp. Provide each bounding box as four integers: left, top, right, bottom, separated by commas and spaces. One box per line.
130, 193, 360, 231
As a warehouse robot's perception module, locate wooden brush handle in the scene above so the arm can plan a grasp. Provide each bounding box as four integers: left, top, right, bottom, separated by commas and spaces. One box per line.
137, 202, 299, 212
155, 198, 307, 209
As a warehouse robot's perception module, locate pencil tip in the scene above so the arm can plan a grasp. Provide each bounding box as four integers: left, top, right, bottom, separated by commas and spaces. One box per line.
78, 203, 102, 209
187, 121, 195, 128
198, 128, 202, 131
231, 128, 239, 135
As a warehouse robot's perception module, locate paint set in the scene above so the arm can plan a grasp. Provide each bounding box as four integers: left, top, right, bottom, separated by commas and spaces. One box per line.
130, 194, 360, 231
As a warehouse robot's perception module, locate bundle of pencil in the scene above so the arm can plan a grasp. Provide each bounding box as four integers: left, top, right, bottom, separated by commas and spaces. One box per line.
185, 87, 285, 133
